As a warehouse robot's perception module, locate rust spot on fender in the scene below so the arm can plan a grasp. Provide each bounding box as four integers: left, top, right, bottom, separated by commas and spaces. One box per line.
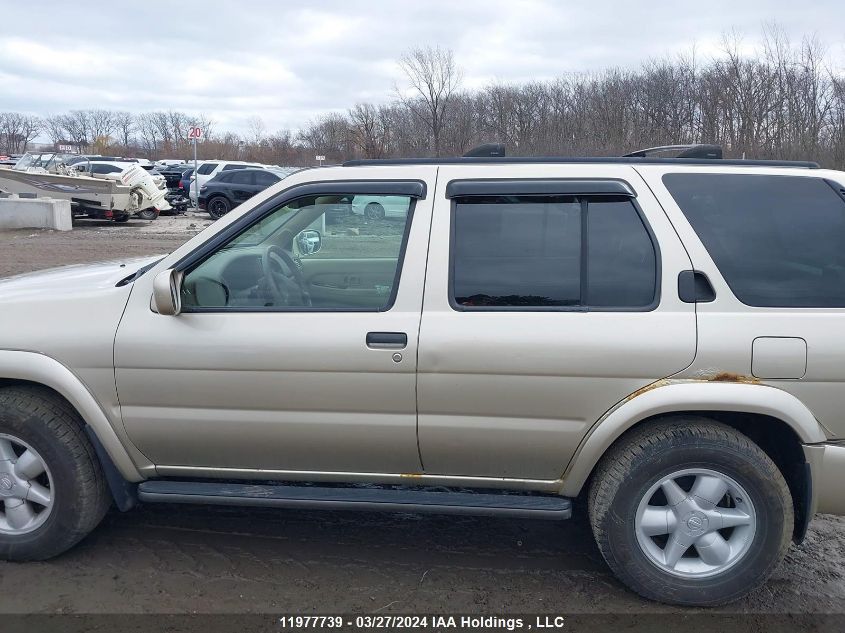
624, 379, 671, 402
623, 371, 760, 403
697, 370, 761, 384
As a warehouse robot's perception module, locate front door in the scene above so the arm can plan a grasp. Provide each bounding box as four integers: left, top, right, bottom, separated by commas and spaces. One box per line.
114, 173, 435, 476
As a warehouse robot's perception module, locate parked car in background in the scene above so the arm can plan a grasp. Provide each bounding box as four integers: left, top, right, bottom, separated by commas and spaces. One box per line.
178, 168, 194, 196
155, 159, 185, 169
198, 167, 284, 219
189, 160, 264, 205
157, 163, 193, 189
351, 195, 412, 220
0, 154, 22, 166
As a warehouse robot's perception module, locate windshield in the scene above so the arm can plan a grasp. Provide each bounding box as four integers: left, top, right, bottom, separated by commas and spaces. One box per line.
13, 153, 37, 170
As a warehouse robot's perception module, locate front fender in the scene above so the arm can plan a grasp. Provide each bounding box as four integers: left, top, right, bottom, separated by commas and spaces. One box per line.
0, 349, 142, 482
560, 380, 827, 497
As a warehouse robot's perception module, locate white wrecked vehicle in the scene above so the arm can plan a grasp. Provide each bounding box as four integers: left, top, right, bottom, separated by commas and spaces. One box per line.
0, 153, 171, 222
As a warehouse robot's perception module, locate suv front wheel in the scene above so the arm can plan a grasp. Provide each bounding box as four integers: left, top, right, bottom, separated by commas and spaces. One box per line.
0, 386, 110, 560
588, 418, 792, 606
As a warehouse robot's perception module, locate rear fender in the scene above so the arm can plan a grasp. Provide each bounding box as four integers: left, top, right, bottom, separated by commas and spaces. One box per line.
560, 380, 827, 497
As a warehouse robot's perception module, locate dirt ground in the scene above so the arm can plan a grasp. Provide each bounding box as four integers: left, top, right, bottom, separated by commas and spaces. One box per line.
0, 216, 844, 625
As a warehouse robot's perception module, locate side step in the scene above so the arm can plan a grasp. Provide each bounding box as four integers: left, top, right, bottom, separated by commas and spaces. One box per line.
137, 481, 572, 520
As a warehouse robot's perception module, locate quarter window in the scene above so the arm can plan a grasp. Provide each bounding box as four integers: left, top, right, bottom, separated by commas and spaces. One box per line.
196, 163, 218, 175
663, 174, 845, 307
450, 194, 657, 309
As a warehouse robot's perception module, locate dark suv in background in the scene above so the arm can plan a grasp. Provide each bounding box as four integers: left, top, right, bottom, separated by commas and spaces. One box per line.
199, 168, 288, 219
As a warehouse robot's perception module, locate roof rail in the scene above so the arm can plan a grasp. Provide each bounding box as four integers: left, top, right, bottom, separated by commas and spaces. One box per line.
342, 141, 819, 169
623, 144, 723, 159
342, 156, 819, 169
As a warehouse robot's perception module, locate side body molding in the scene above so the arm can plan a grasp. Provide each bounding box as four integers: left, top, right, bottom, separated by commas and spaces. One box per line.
0, 349, 142, 482
560, 381, 828, 497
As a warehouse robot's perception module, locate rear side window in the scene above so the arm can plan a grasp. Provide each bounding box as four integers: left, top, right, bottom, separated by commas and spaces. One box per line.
450, 195, 657, 309
255, 171, 280, 186
663, 174, 845, 307
222, 164, 250, 171
229, 171, 253, 185
197, 162, 218, 175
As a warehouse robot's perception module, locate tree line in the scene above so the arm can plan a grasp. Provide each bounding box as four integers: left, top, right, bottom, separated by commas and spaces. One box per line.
3, 28, 845, 169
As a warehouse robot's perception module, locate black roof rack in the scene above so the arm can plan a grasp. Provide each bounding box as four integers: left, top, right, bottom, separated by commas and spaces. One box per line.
343, 155, 819, 169
622, 144, 723, 159
343, 142, 818, 168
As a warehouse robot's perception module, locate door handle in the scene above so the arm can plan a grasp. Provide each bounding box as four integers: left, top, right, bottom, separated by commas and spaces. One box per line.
366, 332, 407, 349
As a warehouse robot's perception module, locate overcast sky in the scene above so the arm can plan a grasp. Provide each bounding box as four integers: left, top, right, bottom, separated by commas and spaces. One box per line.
2, 0, 844, 137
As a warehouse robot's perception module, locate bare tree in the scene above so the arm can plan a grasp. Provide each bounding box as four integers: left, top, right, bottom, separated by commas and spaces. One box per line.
348, 103, 388, 158
113, 111, 136, 147
247, 116, 267, 146
396, 46, 462, 156
0, 113, 41, 153
43, 115, 68, 145
59, 110, 91, 152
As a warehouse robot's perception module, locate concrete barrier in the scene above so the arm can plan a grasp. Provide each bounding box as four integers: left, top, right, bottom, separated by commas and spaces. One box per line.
0, 196, 72, 231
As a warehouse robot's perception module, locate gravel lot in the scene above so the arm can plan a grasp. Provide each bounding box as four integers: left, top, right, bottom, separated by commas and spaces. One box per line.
0, 216, 843, 626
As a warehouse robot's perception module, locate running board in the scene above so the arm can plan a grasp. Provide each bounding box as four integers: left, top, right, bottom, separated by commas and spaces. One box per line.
137, 481, 572, 520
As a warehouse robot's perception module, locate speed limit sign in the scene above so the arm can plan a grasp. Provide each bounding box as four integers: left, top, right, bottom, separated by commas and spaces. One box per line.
188, 126, 203, 139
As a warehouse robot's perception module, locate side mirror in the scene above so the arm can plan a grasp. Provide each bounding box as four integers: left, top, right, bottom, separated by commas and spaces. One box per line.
151, 268, 183, 315
74, 164, 87, 172
296, 229, 322, 256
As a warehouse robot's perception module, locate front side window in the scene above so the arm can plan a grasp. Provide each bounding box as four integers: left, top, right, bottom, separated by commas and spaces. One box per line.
663, 173, 845, 307
181, 193, 414, 311
451, 194, 656, 309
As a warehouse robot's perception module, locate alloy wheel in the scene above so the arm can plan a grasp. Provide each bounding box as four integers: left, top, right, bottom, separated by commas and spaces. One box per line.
634, 467, 756, 578
0, 434, 54, 535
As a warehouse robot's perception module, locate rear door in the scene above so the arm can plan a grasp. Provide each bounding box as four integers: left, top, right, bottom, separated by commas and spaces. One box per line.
228, 170, 255, 204
417, 164, 697, 479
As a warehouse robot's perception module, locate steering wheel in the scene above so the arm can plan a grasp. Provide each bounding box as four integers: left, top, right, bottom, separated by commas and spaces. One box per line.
260, 244, 311, 307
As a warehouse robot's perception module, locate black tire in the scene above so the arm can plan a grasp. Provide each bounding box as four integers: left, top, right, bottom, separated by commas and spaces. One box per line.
112, 214, 130, 223
364, 202, 385, 220
207, 196, 231, 220
0, 386, 110, 560
588, 417, 792, 606
138, 208, 158, 221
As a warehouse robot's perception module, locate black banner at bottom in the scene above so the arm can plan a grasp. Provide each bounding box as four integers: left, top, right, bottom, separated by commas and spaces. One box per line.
0, 613, 841, 633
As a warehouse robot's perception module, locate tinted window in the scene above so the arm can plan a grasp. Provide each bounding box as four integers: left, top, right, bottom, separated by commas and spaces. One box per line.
229, 171, 253, 185
664, 174, 845, 307
222, 164, 251, 171
254, 170, 280, 186
453, 197, 581, 307
91, 164, 121, 174
588, 199, 657, 306
451, 195, 656, 309
197, 162, 218, 175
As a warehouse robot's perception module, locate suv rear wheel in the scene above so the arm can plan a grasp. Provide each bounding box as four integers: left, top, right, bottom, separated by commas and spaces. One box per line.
0, 386, 110, 560
208, 196, 231, 220
588, 417, 792, 606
